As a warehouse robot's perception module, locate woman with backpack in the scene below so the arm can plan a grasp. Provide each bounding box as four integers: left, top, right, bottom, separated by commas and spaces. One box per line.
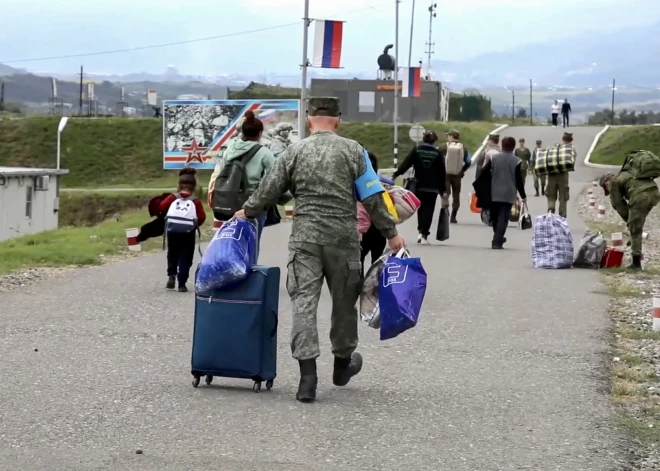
208, 110, 276, 247
392, 131, 447, 245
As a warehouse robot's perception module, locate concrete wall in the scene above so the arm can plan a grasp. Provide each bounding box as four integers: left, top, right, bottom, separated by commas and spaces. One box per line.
310, 78, 447, 123
0, 175, 61, 242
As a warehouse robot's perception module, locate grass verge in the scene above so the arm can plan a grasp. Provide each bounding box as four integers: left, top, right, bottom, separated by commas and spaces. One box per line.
0, 117, 496, 188
589, 125, 660, 165
604, 269, 660, 446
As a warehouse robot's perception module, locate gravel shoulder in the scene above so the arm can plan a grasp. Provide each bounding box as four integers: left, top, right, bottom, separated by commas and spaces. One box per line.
577, 183, 660, 469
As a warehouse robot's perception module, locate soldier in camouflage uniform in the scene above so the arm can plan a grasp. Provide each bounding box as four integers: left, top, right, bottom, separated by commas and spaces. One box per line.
546, 132, 573, 218
600, 169, 660, 270
514, 138, 532, 187
268, 122, 293, 157
235, 97, 405, 403
530, 139, 547, 196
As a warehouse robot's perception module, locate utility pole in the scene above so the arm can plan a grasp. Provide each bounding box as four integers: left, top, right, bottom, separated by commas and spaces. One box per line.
424, 2, 437, 78
511, 90, 515, 124
529, 79, 533, 125
611, 78, 616, 125
299, 0, 311, 139
79, 65, 83, 116
0, 82, 5, 112
393, 0, 400, 167
407, 0, 416, 123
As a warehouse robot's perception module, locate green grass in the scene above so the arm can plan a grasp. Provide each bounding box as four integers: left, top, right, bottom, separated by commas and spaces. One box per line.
59, 191, 161, 226
589, 126, 660, 165
0, 209, 163, 274
0, 117, 496, 189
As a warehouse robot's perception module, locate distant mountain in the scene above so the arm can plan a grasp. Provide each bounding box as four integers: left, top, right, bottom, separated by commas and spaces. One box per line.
0, 63, 25, 75
433, 21, 660, 88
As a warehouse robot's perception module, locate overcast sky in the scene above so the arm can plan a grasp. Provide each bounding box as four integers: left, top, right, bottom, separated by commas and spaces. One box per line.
1, 0, 657, 76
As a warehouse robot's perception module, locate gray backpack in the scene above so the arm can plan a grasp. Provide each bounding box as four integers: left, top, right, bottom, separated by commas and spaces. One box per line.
211, 144, 262, 221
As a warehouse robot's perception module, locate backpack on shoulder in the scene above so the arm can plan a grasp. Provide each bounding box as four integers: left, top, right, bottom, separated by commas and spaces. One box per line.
445, 142, 465, 176
212, 144, 262, 221
166, 194, 198, 233
621, 150, 660, 180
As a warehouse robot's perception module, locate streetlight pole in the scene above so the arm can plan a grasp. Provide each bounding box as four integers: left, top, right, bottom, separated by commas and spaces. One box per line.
299, 0, 310, 139
529, 79, 533, 125
393, 0, 400, 167
610, 78, 616, 125
511, 90, 515, 124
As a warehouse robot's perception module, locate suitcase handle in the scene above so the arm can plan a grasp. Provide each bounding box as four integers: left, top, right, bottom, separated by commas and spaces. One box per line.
270, 309, 278, 338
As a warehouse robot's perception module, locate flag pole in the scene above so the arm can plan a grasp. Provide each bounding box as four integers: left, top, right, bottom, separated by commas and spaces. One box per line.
300, 0, 310, 139
393, 0, 400, 168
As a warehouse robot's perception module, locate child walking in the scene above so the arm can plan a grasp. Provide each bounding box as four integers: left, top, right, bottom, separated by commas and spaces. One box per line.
358, 151, 392, 273
159, 167, 207, 292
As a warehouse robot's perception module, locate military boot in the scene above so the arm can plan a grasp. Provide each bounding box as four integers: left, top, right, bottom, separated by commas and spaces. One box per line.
296, 359, 318, 403
333, 352, 363, 387
535, 188, 540, 197
628, 255, 643, 271
541, 187, 545, 196
450, 209, 458, 224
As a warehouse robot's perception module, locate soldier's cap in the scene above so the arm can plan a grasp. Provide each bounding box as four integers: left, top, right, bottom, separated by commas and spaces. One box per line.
563, 132, 573, 139
307, 97, 341, 117
488, 133, 499, 140
599, 173, 615, 195
536, 140, 542, 145
519, 138, 525, 142
446, 129, 460, 139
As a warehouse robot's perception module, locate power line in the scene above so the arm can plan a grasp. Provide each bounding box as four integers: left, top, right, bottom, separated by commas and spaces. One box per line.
1, 2, 393, 65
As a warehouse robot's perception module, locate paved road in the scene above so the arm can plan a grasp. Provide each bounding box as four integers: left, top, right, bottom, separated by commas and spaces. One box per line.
0, 125, 625, 471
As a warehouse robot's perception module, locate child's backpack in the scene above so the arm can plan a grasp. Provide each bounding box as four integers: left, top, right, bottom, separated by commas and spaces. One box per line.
212, 144, 262, 221
166, 194, 198, 233
444, 142, 465, 176
621, 150, 660, 180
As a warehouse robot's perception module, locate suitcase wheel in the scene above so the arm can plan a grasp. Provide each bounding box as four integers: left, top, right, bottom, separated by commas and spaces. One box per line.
205, 375, 213, 386
253, 381, 262, 393
266, 379, 274, 390
192, 376, 201, 388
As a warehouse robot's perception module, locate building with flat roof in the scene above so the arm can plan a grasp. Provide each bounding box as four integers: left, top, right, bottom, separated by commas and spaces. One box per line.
310, 78, 449, 123
0, 167, 69, 242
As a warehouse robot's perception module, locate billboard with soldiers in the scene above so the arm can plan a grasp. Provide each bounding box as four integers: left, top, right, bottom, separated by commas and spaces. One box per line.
162, 99, 300, 170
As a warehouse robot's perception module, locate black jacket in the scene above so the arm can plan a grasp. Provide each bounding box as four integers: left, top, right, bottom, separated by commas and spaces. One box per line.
393, 144, 447, 194
561, 102, 571, 114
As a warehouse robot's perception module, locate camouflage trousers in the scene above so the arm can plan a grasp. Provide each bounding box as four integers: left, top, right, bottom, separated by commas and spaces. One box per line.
546, 172, 570, 218
628, 197, 660, 256
286, 241, 363, 360
533, 169, 547, 193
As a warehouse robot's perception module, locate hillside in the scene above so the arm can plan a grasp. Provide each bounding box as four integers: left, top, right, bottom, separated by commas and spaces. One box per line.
589, 126, 660, 165
0, 117, 495, 188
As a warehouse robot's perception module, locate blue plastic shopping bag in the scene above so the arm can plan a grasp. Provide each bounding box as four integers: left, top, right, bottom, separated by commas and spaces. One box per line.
379, 249, 427, 341
195, 218, 257, 292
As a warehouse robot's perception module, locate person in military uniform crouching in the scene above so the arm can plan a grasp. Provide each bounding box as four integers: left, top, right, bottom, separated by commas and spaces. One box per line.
600, 168, 660, 270
234, 97, 405, 403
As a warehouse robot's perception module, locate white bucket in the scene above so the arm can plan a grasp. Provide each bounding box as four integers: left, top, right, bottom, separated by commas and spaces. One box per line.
125, 228, 141, 252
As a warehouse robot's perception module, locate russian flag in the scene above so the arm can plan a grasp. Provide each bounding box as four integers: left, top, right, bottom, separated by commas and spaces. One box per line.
312, 20, 343, 68
401, 67, 422, 98
258, 109, 277, 123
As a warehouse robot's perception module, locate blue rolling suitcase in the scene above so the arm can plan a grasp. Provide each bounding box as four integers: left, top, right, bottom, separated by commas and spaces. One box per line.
191, 265, 279, 392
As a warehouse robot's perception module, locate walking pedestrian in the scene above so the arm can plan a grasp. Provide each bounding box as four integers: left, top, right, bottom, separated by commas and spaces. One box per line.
561, 98, 571, 128
546, 132, 573, 218
514, 138, 531, 188
474, 136, 527, 249
235, 97, 405, 403
159, 167, 207, 292
392, 130, 448, 245
551, 100, 560, 127
439, 129, 471, 224
358, 151, 390, 272
530, 139, 547, 197
599, 152, 660, 270
474, 134, 501, 175
208, 110, 276, 249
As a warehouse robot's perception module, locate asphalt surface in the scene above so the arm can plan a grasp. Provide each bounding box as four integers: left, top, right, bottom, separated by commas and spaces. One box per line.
0, 125, 626, 471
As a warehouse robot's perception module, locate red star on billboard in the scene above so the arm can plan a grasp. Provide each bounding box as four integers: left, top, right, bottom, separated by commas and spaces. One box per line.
181, 139, 208, 164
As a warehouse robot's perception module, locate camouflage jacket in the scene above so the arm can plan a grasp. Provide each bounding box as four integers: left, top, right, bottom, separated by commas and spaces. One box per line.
243, 131, 397, 247
610, 170, 660, 221
268, 135, 290, 157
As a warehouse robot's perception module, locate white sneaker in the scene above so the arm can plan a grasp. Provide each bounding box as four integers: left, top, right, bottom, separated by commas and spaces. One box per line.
417, 233, 423, 244
420, 237, 429, 246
